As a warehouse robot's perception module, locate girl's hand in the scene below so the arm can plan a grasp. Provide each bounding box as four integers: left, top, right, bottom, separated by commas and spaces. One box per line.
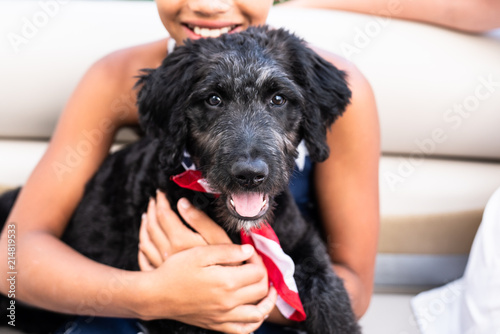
137, 191, 276, 333
140, 244, 277, 333
138, 191, 232, 270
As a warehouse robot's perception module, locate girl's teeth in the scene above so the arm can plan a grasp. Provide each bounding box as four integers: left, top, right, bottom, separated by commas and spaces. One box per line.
192, 26, 233, 38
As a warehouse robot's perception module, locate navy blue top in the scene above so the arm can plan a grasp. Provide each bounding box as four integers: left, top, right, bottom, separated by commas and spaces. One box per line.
288, 143, 313, 217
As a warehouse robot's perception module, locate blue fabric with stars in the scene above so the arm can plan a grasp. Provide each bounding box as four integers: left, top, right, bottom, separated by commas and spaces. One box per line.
288, 141, 313, 217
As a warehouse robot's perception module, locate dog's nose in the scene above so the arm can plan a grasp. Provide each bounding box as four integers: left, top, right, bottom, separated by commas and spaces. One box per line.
231, 159, 269, 188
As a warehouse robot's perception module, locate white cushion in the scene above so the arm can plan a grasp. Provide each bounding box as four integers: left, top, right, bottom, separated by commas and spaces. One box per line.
0, 140, 46, 187
2, 3, 500, 160
0, 1, 166, 139
380, 156, 500, 217
268, 8, 500, 160
0, 139, 127, 187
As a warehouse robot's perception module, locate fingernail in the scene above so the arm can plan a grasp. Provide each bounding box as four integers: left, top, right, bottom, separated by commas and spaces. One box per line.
241, 244, 253, 255
179, 198, 191, 209
141, 213, 147, 221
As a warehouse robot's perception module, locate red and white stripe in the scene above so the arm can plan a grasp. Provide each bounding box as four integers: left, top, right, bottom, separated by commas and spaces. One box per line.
240, 226, 306, 321
171, 169, 306, 321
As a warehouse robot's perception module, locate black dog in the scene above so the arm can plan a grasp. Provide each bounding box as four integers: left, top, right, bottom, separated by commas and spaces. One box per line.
0, 26, 360, 333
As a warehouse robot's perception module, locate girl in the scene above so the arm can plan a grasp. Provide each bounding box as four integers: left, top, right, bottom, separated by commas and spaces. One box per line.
0, 1, 379, 333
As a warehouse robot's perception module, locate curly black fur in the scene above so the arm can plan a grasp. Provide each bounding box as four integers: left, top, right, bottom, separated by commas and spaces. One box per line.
0, 26, 360, 333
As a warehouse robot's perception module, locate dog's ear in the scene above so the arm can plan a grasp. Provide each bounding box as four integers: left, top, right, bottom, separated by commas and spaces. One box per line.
135, 45, 198, 170
265, 28, 352, 162
299, 48, 352, 162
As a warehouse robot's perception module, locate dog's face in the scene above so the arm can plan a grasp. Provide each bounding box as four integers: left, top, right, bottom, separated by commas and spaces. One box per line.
137, 26, 351, 230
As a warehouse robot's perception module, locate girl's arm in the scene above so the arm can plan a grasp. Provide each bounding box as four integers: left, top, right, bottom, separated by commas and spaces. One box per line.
0, 41, 272, 334
313, 49, 380, 318
0, 52, 140, 315
279, 0, 500, 32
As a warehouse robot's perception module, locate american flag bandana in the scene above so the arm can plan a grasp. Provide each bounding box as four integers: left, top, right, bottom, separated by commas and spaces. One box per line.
171, 159, 307, 322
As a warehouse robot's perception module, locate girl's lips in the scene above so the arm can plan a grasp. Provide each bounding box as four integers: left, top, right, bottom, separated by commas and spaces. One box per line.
181, 23, 242, 39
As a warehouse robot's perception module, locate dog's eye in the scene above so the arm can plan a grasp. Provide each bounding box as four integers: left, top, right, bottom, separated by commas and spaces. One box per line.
206, 95, 222, 107
270, 95, 286, 106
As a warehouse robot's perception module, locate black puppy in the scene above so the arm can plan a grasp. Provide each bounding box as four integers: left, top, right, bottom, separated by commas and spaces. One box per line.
0, 26, 360, 333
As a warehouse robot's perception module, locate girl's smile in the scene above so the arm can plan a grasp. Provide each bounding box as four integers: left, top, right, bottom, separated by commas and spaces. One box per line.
181, 20, 243, 39
156, 0, 273, 44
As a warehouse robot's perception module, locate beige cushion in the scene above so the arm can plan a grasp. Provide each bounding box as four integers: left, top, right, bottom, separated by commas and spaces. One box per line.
0, 185, 14, 195
380, 156, 500, 254
380, 210, 482, 255
269, 8, 500, 161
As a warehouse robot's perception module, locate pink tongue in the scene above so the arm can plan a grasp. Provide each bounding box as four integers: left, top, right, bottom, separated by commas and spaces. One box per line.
232, 193, 263, 218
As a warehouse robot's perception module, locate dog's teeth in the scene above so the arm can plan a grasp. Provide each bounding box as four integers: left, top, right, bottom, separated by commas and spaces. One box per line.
262, 199, 267, 208
230, 199, 235, 207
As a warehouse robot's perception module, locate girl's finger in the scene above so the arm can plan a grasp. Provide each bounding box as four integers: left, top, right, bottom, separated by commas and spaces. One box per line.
145, 197, 170, 260
177, 198, 232, 245
155, 192, 208, 252
139, 212, 164, 267
138, 250, 156, 272
155, 190, 195, 236
208, 287, 277, 333
256, 285, 277, 318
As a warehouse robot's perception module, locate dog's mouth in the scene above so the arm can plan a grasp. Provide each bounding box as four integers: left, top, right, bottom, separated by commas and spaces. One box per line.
227, 192, 269, 221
